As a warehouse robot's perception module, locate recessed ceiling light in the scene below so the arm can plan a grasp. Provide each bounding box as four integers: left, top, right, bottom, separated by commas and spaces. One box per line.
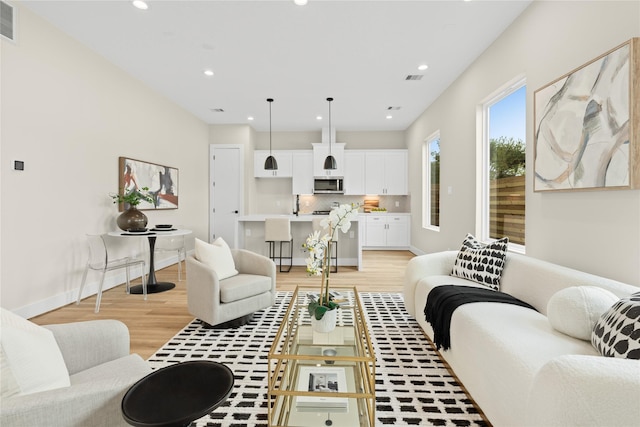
316, 116, 323, 120
418, 64, 429, 71
132, 1, 148, 10
386, 115, 393, 119
248, 116, 254, 121
294, 0, 308, 5
203, 69, 214, 77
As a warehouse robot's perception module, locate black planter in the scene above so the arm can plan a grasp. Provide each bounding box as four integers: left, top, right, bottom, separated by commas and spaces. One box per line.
117, 206, 148, 231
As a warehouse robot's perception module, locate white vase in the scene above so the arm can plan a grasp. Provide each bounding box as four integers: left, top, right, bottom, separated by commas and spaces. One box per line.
311, 308, 337, 333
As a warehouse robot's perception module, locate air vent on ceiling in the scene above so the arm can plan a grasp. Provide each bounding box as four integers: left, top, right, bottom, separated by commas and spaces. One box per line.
387, 106, 402, 111
209, 108, 225, 113
405, 74, 423, 81
1, 1, 15, 42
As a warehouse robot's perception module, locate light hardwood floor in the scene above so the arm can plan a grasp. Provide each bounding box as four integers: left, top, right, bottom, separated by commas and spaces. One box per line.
31, 250, 415, 359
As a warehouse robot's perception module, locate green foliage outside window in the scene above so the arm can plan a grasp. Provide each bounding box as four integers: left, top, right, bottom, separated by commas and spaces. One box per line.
490, 136, 525, 179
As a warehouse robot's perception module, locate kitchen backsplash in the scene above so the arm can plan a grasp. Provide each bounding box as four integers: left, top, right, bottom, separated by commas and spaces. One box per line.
297, 194, 410, 214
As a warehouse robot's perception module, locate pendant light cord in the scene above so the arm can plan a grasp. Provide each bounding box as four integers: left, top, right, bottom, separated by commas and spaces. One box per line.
327, 97, 333, 156
268, 98, 273, 155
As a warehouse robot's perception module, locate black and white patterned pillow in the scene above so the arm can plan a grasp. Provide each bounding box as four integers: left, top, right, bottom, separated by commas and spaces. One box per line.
450, 233, 509, 291
591, 292, 640, 359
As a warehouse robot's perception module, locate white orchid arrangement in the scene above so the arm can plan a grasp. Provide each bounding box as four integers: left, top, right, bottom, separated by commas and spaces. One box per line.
303, 203, 360, 320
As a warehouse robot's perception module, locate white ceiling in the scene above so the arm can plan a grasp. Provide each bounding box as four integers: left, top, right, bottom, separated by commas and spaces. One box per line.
21, 0, 532, 132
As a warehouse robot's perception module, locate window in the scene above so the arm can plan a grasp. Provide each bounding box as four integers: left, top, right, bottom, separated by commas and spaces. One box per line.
481, 80, 526, 248
423, 132, 440, 230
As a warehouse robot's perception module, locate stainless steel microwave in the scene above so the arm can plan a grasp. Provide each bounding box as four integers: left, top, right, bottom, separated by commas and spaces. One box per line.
313, 177, 344, 194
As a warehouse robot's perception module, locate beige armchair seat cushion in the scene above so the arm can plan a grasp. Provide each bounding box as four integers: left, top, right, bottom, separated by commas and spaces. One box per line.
220, 274, 273, 303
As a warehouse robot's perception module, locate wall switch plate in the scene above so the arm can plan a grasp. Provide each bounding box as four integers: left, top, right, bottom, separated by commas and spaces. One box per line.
14, 160, 24, 171
448, 186, 453, 195
395, 201, 400, 207
349, 231, 355, 238
245, 229, 252, 237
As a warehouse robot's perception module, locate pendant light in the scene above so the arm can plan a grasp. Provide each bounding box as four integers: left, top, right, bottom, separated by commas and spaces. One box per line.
264, 98, 278, 170
323, 97, 337, 170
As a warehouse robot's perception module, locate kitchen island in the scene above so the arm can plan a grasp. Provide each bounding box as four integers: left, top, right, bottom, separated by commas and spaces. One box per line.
236, 214, 364, 270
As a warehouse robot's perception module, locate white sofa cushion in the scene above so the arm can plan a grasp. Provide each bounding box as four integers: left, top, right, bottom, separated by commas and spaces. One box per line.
195, 237, 238, 280
0, 308, 70, 396
547, 286, 619, 341
591, 292, 640, 359
451, 234, 508, 290
435, 302, 599, 427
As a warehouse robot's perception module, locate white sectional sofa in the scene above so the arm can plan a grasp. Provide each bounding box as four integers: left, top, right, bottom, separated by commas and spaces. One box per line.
403, 250, 640, 427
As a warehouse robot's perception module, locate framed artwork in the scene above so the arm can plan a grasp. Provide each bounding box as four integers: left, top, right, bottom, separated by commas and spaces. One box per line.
118, 157, 179, 211
534, 38, 639, 192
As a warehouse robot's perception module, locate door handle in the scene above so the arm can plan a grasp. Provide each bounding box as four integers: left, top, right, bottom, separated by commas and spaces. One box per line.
233, 210, 239, 214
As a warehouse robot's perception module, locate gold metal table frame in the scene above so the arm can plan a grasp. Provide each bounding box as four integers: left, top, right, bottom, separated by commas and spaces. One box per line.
268, 286, 376, 427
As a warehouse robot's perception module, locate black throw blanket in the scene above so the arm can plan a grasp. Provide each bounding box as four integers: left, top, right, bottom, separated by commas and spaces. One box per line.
424, 285, 536, 351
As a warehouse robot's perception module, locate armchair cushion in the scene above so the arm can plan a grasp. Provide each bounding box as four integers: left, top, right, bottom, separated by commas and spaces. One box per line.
0, 308, 70, 396
220, 274, 273, 303
195, 237, 238, 280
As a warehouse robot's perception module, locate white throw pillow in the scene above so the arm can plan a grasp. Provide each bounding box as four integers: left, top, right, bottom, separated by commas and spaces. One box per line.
547, 286, 619, 341
194, 237, 239, 280
0, 308, 70, 396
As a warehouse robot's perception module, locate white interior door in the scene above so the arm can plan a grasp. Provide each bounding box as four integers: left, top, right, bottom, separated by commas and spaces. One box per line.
210, 145, 243, 246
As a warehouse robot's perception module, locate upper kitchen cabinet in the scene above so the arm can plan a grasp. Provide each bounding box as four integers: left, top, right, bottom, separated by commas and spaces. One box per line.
312, 143, 345, 177
254, 151, 293, 178
344, 150, 365, 195
364, 150, 408, 195
292, 150, 314, 195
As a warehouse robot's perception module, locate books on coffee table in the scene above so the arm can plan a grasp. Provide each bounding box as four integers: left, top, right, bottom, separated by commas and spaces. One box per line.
295, 366, 348, 410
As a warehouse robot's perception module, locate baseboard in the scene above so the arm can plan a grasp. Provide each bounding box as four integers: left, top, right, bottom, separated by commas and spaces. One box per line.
15, 252, 190, 320
409, 245, 425, 256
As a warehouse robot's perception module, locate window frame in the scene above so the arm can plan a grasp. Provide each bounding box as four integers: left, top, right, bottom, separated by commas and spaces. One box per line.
478, 76, 526, 253
422, 130, 441, 232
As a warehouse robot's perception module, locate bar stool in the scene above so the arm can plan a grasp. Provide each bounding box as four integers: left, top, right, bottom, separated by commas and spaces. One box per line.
312, 218, 338, 273
265, 217, 293, 272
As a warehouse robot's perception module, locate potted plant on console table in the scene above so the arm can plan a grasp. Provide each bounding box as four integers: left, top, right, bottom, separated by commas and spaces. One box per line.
303, 203, 359, 333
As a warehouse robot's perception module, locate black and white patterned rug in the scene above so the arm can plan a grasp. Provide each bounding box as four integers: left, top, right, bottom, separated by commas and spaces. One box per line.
148, 292, 488, 426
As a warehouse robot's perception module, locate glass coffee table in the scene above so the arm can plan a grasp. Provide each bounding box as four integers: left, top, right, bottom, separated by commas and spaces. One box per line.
268, 286, 375, 427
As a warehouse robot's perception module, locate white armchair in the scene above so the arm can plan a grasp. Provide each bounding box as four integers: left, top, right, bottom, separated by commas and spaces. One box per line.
186, 249, 276, 328
1, 318, 151, 427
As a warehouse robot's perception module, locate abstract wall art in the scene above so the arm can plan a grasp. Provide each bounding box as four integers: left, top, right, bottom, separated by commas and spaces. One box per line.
534, 38, 639, 192
118, 157, 179, 210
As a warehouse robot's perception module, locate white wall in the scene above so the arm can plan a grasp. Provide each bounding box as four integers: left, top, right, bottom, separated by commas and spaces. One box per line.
406, 0, 640, 285
1, 5, 210, 316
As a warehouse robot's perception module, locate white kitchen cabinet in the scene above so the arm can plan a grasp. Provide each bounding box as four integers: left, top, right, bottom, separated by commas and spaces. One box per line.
344, 151, 365, 195
254, 151, 292, 178
312, 143, 345, 177
292, 151, 314, 195
364, 150, 408, 195
364, 214, 410, 248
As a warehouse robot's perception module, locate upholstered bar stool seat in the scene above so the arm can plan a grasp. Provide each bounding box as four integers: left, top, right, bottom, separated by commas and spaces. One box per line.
265, 217, 293, 272
312, 218, 338, 273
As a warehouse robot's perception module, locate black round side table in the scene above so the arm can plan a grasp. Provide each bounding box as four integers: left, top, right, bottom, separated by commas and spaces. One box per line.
122, 361, 234, 427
